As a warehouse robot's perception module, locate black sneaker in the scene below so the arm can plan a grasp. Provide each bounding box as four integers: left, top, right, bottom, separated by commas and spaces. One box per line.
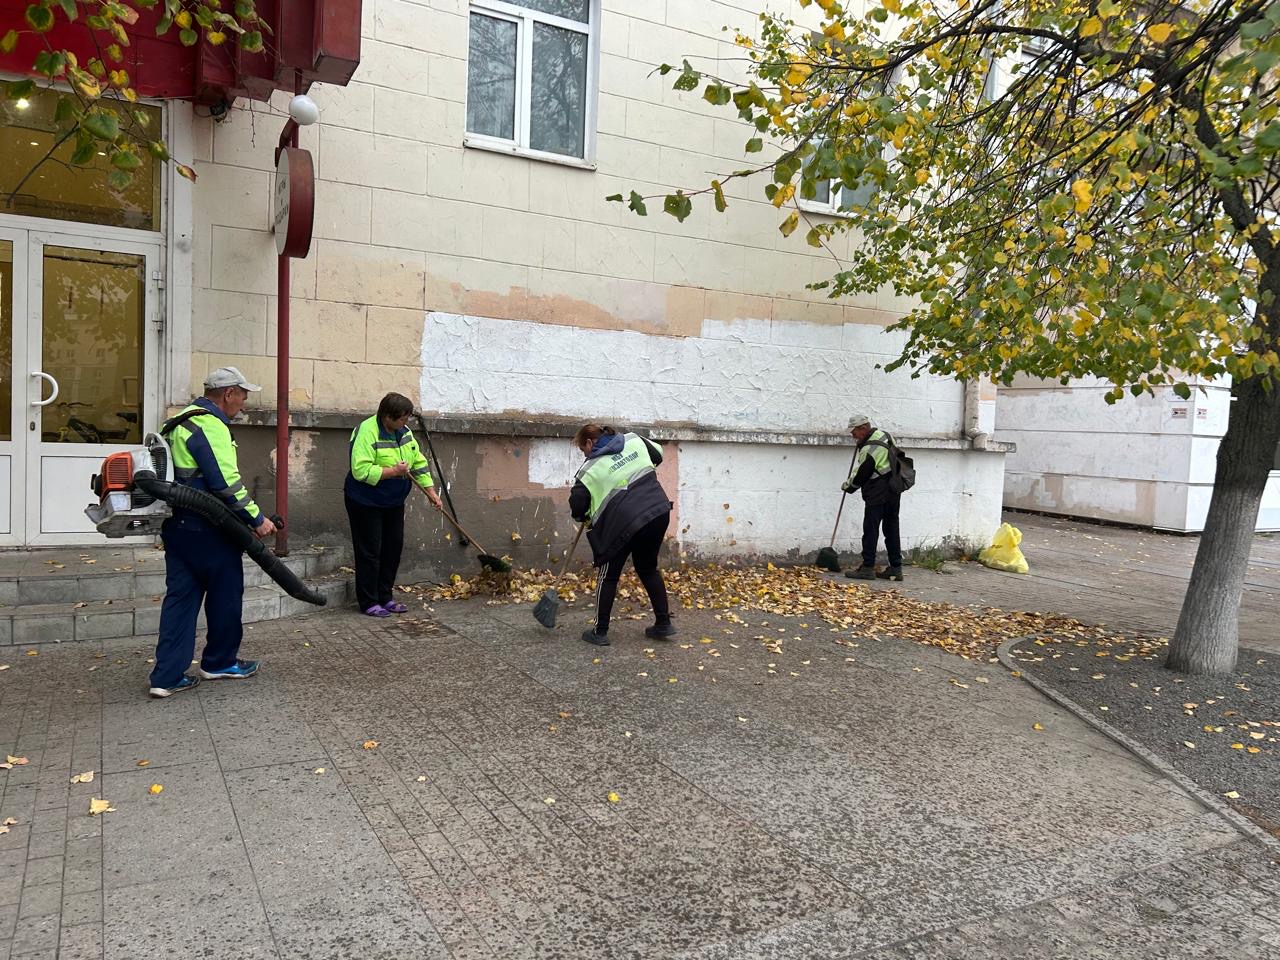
876, 567, 904, 582
580, 629, 610, 646
644, 622, 677, 640
844, 566, 877, 580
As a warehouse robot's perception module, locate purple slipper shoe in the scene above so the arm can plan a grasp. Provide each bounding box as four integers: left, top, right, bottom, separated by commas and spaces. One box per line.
364, 604, 392, 617
384, 600, 409, 613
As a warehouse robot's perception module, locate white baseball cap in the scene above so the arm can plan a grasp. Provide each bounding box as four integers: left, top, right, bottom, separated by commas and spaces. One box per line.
847, 413, 871, 430
204, 366, 262, 392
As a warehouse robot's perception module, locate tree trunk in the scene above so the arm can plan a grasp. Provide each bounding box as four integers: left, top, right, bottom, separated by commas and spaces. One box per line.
1166, 374, 1280, 675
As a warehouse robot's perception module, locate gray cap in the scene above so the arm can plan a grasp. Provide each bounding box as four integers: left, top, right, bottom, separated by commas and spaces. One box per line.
847, 413, 871, 430
204, 366, 261, 392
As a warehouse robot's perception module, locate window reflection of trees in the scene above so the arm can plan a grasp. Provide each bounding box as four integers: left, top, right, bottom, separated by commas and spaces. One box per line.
515, 0, 587, 22
530, 23, 587, 158
468, 14, 517, 141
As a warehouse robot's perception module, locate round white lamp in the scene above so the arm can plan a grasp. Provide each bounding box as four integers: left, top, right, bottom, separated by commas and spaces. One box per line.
287, 94, 320, 126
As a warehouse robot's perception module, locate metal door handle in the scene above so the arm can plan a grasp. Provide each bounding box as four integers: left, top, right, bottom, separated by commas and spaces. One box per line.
31, 371, 59, 407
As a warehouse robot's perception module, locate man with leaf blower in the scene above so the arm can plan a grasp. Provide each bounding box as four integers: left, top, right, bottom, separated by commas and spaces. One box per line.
149, 367, 277, 698
842, 413, 911, 582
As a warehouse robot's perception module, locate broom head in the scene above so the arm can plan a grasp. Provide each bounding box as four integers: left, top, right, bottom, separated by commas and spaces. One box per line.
478, 553, 512, 573
815, 547, 841, 572
532, 589, 560, 628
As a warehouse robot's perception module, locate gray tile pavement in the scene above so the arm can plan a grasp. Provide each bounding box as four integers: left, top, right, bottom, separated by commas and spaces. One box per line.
0, 574, 1277, 959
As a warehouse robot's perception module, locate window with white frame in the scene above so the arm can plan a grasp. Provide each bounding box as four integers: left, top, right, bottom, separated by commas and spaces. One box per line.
466, 0, 598, 162
798, 140, 884, 217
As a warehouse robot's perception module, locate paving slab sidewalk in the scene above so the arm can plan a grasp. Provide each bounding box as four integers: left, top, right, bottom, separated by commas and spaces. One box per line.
2, 583, 1278, 959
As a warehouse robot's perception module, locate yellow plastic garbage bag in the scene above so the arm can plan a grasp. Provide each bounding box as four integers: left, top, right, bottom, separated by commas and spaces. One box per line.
978, 522, 1029, 575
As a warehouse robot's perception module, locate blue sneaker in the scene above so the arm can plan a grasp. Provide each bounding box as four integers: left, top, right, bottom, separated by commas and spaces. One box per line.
149, 674, 201, 699
198, 658, 260, 680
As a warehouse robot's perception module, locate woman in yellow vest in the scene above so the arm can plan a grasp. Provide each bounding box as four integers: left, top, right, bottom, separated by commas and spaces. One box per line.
345, 392, 443, 616
569, 423, 675, 646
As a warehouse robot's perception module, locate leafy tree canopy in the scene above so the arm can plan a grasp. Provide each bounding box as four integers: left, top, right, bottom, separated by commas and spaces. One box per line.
620, 0, 1280, 403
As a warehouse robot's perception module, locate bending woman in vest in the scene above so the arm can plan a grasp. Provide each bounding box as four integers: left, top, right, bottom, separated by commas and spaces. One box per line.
345, 392, 443, 617
569, 424, 675, 646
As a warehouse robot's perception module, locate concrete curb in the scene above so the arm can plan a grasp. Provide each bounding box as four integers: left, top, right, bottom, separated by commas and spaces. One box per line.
996, 635, 1280, 856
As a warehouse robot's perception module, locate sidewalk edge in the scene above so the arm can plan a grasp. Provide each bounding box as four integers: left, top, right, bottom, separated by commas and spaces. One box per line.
996, 635, 1280, 855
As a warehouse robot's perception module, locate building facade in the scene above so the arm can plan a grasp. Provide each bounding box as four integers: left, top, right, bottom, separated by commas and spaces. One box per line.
1, 0, 1007, 565
999, 377, 1280, 532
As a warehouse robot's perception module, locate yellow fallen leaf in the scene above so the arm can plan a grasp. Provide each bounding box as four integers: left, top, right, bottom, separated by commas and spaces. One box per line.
6, 755, 28, 766
1224, 790, 1240, 799
88, 798, 115, 815
1231, 743, 1245, 749
148, 784, 163, 795
1247, 747, 1261, 754
0, 825, 7, 836
416, 775, 427, 783
1249, 732, 1265, 740
2, 817, 15, 826
543, 797, 556, 805
314, 768, 326, 775
607, 792, 620, 803
667, 677, 678, 684
136, 759, 150, 767
1183, 741, 1196, 749
362, 740, 379, 750
1033, 723, 1044, 731
26, 650, 38, 656
975, 677, 990, 684
0, 665, 10, 671
70, 771, 95, 784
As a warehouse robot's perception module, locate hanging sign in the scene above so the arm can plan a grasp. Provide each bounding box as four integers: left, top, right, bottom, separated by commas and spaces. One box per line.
273, 146, 315, 258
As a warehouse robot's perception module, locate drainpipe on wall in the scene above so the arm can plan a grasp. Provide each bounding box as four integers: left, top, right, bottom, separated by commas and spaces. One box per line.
964, 378, 994, 450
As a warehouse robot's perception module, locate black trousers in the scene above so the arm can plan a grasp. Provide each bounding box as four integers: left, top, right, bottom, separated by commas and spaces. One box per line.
862, 494, 903, 568
345, 497, 405, 611
594, 513, 671, 633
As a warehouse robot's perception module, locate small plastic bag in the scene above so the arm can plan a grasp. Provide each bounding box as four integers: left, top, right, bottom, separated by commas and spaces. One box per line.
978, 522, 1029, 575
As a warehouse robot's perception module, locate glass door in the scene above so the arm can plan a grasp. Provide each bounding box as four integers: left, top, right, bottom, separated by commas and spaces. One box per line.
25, 232, 160, 544
0, 228, 27, 544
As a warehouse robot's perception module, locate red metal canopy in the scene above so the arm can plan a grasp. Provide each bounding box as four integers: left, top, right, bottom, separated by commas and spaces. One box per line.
0, 0, 362, 105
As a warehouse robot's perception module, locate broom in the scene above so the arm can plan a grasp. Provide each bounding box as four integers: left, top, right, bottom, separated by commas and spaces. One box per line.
816, 448, 860, 572
532, 522, 586, 628
420, 486, 511, 573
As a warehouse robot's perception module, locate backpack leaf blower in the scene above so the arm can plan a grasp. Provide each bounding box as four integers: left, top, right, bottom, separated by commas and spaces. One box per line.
85, 433, 326, 607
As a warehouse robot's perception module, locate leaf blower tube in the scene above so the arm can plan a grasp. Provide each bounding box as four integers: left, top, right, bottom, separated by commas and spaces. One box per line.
132, 472, 327, 607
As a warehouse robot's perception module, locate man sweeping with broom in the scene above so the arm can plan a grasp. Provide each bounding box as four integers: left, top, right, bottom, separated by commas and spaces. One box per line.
566, 424, 675, 647
842, 413, 906, 582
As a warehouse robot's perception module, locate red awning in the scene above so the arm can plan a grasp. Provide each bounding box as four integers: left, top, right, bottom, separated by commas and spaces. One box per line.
0, 0, 361, 105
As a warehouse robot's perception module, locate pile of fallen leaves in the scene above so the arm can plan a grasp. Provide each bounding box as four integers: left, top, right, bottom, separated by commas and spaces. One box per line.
419, 562, 1133, 661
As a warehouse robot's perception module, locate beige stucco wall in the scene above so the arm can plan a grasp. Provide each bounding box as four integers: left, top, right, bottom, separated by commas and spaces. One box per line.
181, 0, 928, 419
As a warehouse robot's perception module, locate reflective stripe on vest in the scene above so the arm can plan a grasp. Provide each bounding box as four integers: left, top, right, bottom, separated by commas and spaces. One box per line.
575, 433, 655, 523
